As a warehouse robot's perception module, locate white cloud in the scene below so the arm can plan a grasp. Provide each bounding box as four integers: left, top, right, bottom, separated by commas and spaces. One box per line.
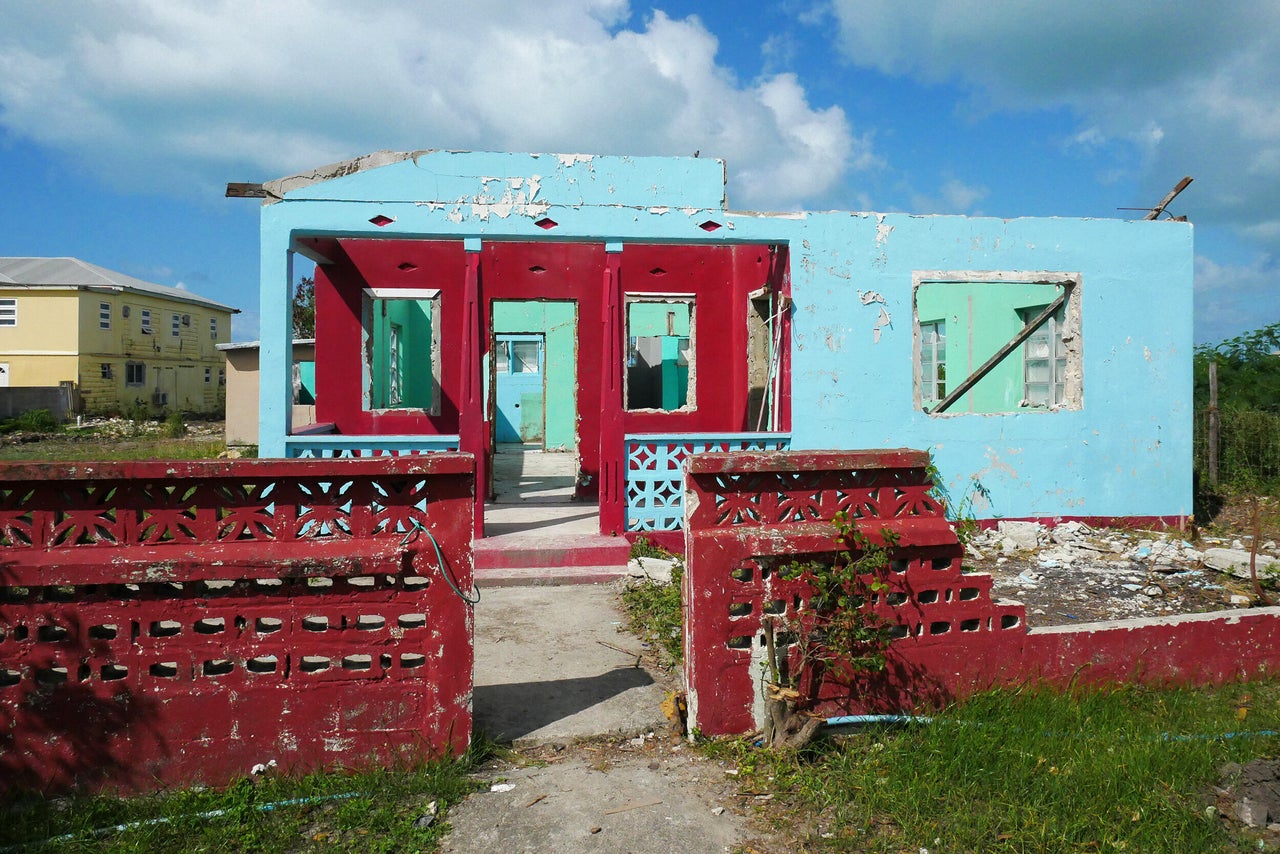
1194, 254, 1280, 343
910, 178, 988, 216
829, 1, 1280, 250
0, 1, 867, 211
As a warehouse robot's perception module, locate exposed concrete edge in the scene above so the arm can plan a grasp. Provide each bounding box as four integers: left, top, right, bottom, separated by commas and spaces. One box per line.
1027, 605, 1280, 635
475, 566, 633, 588
262, 150, 425, 203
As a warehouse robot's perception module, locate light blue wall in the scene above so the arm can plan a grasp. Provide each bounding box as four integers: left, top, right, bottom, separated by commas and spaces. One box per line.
258, 150, 1193, 520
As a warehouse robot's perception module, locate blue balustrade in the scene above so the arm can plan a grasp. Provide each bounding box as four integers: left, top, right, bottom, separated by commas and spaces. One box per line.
624, 433, 791, 531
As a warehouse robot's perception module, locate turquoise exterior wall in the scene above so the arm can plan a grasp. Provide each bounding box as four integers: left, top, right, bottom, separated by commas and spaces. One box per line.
259, 150, 1193, 521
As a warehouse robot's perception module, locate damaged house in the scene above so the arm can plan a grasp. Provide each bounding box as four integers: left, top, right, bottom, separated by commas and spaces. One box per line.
243, 150, 1192, 550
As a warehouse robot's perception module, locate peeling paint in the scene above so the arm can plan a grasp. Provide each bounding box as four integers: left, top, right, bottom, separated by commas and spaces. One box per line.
555, 153, 594, 168
872, 307, 892, 344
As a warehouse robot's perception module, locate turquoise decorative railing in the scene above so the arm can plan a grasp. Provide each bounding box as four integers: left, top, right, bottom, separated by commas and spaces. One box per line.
285, 435, 462, 458
624, 432, 791, 531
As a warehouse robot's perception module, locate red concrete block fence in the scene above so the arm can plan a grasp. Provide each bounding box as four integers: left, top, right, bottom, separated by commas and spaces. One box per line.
0, 456, 474, 793
682, 449, 1280, 736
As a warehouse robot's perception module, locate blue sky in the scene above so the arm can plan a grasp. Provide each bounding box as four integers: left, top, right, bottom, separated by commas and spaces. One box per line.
1, 0, 1277, 344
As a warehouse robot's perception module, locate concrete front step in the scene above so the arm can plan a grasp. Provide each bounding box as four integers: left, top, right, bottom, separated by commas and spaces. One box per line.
474, 564, 635, 588
472, 533, 631, 570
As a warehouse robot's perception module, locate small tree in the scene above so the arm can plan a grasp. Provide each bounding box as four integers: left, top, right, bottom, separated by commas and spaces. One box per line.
292, 276, 316, 338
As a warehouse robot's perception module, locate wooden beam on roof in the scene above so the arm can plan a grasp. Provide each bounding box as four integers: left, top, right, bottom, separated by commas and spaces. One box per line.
929, 289, 1069, 415
225, 182, 269, 198
1143, 176, 1193, 220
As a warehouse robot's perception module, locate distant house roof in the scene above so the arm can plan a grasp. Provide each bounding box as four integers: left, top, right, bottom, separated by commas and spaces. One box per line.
217, 339, 315, 352
0, 257, 238, 313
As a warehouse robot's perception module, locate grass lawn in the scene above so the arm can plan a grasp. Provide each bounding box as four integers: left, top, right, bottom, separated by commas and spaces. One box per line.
709, 680, 1280, 852
0, 751, 487, 852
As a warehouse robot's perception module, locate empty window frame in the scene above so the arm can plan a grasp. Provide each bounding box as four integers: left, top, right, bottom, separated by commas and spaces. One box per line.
140, 309, 152, 334
361, 288, 441, 414
913, 272, 1081, 415
101, 363, 113, 380
625, 296, 694, 412
0, 298, 16, 327
125, 361, 145, 387
99, 302, 111, 330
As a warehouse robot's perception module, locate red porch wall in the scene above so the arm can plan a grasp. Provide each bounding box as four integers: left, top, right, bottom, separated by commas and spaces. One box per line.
314, 240, 469, 435
312, 240, 786, 511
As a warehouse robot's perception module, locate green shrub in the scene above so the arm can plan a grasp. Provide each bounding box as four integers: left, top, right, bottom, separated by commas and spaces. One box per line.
12, 409, 59, 433
124, 400, 151, 424
161, 412, 187, 438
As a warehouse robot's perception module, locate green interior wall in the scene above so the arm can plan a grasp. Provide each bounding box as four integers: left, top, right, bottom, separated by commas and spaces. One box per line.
493, 300, 577, 450
370, 298, 433, 409
916, 282, 1063, 413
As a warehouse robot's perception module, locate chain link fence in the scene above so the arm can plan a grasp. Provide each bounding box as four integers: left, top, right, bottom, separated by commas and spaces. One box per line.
1196, 408, 1280, 490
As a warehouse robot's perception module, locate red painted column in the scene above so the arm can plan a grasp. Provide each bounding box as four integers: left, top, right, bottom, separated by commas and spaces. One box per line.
598, 245, 625, 535
459, 241, 485, 539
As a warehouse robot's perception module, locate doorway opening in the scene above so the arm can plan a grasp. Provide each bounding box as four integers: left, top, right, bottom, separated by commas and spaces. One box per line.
485, 300, 593, 537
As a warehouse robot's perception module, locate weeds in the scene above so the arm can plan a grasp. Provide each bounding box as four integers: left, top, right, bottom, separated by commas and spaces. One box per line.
711, 680, 1280, 852
0, 747, 489, 852
620, 538, 684, 666
161, 411, 187, 438
1, 408, 61, 434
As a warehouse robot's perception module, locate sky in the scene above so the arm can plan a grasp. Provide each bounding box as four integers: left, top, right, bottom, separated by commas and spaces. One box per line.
1, 0, 1277, 345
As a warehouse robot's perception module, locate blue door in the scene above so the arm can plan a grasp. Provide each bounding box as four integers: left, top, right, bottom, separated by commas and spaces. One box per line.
495, 334, 545, 443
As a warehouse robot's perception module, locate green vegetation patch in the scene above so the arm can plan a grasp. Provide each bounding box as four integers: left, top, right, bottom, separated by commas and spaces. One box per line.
620, 538, 684, 666
1, 749, 488, 853
709, 681, 1280, 852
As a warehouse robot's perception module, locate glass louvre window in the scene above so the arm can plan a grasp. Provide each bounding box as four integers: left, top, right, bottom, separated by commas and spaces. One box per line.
388, 323, 403, 406
210, 317, 217, 339
920, 321, 946, 406
1021, 306, 1067, 407
99, 302, 111, 329
511, 340, 540, 373
0, 299, 16, 327
172, 314, 181, 336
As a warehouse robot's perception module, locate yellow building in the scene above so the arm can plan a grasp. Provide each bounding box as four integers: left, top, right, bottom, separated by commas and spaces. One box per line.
0, 257, 238, 415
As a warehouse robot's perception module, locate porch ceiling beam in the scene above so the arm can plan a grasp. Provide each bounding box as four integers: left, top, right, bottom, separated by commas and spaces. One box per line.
929, 289, 1067, 415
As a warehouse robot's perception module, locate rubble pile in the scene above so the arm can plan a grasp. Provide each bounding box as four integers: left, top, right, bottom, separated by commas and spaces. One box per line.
964, 521, 1280, 625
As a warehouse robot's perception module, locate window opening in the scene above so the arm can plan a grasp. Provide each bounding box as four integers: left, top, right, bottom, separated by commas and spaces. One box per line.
625, 296, 693, 411
511, 340, 540, 373
204, 367, 212, 384
914, 273, 1080, 415
140, 309, 152, 334
99, 302, 111, 330
0, 298, 16, 327
171, 314, 180, 337
101, 363, 113, 380
209, 317, 217, 339
125, 361, 145, 387
362, 288, 441, 414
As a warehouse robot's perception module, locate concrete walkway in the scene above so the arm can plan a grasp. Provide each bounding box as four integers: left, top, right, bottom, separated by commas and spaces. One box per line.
444, 581, 781, 853
472, 584, 668, 745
